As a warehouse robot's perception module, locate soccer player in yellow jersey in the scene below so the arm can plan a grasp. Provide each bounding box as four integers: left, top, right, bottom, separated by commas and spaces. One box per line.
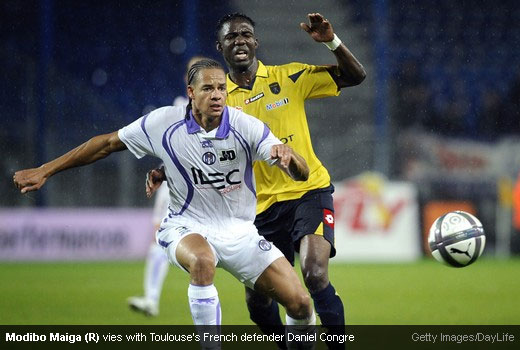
214, 12, 366, 349
146, 12, 365, 349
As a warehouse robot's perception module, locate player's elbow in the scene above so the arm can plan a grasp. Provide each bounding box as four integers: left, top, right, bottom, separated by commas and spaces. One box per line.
106, 132, 126, 153
350, 68, 366, 86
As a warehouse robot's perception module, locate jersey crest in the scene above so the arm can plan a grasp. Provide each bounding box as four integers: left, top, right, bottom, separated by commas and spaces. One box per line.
202, 152, 217, 165
269, 82, 281, 94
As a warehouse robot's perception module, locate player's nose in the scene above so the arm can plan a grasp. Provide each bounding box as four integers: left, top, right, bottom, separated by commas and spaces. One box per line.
210, 92, 222, 100
235, 36, 246, 45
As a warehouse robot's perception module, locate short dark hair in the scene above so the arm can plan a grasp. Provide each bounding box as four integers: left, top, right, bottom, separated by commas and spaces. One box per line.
187, 58, 224, 85
215, 13, 255, 39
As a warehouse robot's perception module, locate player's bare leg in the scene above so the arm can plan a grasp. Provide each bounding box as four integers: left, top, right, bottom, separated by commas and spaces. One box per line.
175, 234, 220, 349
255, 257, 316, 350
300, 234, 344, 350
299, 235, 331, 293
176, 234, 216, 286
175, 234, 220, 323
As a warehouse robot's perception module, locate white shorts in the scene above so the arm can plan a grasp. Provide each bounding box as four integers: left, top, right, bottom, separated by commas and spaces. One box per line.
156, 222, 284, 289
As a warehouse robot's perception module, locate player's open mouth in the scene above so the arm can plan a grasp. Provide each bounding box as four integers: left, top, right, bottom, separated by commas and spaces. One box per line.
210, 104, 222, 111
234, 50, 248, 60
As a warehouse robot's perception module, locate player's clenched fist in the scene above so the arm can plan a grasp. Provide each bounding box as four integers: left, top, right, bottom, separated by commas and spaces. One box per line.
13, 167, 48, 194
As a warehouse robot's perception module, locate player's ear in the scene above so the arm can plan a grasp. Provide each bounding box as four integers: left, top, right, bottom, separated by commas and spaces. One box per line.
216, 40, 222, 52
187, 85, 195, 99
254, 38, 259, 49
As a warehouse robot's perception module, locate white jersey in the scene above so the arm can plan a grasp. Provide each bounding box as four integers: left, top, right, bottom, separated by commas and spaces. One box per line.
118, 106, 281, 237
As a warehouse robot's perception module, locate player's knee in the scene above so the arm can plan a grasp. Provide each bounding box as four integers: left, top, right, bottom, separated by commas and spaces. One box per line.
302, 263, 329, 294
189, 254, 215, 285
246, 288, 276, 324
285, 292, 312, 320
245, 288, 272, 309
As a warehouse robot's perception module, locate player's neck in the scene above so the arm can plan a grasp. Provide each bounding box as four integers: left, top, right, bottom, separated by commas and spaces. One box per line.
192, 110, 220, 132
229, 59, 258, 88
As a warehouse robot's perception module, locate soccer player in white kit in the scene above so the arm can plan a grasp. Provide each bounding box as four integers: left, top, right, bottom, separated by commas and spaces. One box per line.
127, 56, 210, 317
14, 59, 316, 343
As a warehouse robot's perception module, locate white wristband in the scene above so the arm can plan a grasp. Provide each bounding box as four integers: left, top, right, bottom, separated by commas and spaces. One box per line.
322, 33, 342, 51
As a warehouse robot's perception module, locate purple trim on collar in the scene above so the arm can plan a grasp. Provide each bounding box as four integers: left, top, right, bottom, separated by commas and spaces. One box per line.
186, 108, 230, 139
215, 107, 230, 139
186, 111, 200, 134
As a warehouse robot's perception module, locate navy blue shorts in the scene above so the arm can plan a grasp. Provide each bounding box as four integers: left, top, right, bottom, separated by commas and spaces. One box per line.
254, 185, 336, 265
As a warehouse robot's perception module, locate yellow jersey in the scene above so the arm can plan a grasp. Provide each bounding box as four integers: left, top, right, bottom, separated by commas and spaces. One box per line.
226, 61, 340, 214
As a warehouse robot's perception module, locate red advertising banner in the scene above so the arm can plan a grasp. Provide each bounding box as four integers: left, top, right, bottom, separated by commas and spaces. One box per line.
333, 174, 421, 262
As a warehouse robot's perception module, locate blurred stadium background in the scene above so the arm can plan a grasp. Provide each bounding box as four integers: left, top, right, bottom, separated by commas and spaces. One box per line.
1, 0, 520, 325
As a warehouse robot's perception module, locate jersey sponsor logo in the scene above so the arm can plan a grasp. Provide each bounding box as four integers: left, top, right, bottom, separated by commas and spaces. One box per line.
202, 152, 216, 165
323, 209, 335, 229
266, 97, 289, 111
258, 239, 272, 251
191, 167, 241, 190
200, 140, 213, 148
218, 149, 238, 166
219, 149, 236, 161
219, 183, 241, 195
244, 92, 264, 105
280, 134, 295, 144
269, 82, 281, 94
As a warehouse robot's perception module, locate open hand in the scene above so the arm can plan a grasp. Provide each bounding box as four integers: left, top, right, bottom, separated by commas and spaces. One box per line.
300, 13, 335, 42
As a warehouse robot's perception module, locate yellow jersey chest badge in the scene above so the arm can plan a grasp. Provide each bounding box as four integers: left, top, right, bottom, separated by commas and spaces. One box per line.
269, 82, 281, 94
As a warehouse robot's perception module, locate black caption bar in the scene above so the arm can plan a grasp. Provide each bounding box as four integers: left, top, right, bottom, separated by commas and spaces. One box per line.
0, 325, 518, 350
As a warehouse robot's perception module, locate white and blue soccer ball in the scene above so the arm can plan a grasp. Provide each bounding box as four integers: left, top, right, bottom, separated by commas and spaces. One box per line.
428, 211, 486, 267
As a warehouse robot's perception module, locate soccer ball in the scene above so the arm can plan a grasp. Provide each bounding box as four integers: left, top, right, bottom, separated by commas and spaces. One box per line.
428, 211, 485, 267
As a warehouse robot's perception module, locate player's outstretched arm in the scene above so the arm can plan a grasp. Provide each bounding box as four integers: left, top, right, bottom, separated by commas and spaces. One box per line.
271, 144, 309, 181
13, 131, 126, 194
300, 12, 366, 88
